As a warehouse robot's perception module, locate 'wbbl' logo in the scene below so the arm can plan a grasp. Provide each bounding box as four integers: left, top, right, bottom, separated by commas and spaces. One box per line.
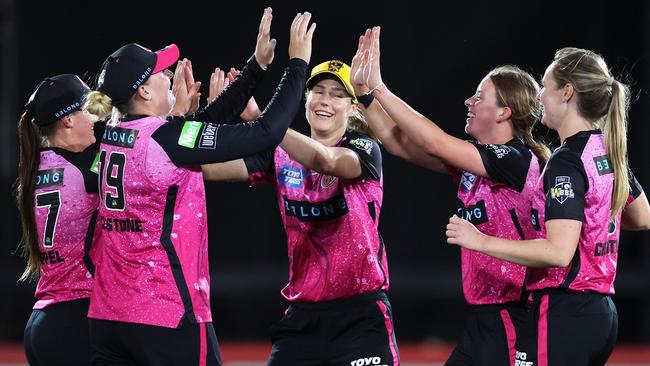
550, 176, 574, 204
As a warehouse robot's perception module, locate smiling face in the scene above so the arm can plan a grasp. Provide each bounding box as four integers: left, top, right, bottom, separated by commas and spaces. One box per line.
67, 108, 97, 148
463, 76, 503, 140
305, 77, 356, 136
538, 63, 567, 131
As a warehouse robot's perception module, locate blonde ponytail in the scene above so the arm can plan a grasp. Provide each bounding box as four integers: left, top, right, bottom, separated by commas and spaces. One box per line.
604, 80, 630, 216
85, 91, 114, 121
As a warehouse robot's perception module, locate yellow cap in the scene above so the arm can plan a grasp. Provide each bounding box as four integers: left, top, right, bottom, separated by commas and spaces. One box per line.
306, 60, 357, 102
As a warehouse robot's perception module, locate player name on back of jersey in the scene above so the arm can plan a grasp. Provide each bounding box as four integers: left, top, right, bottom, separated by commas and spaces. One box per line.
40, 249, 64, 265
101, 217, 144, 232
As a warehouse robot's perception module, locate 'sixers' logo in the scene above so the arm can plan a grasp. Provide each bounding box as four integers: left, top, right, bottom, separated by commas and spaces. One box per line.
320, 175, 338, 189
349, 138, 373, 155
550, 176, 574, 204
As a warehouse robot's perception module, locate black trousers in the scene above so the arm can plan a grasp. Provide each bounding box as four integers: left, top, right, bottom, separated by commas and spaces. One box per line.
268, 291, 400, 366
514, 289, 617, 366
89, 317, 221, 366
24, 298, 91, 366
446, 302, 527, 366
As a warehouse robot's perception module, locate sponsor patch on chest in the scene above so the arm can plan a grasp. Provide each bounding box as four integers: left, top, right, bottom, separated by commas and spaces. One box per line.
279, 165, 306, 188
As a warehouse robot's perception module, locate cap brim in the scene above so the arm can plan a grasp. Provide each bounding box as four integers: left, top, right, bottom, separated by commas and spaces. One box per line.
152, 44, 180, 74
307, 72, 357, 102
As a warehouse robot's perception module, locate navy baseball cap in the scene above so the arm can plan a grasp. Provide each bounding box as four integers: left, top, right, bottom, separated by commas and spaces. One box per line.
25, 74, 90, 127
95, 43, 179, 105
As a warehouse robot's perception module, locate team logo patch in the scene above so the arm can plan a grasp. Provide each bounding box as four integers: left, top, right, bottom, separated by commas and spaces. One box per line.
593, 155, 613, 176
486, 144, 511, 159
459, 171, 477, 192
178, 121, 203, 148
550, 176, 574, 204
349, 138, 373, 155
35, 168, 64, 189
279, 165, 305, 188
320, 175, 338, 189
198, 123, 218, 149
103, 126, 139, 148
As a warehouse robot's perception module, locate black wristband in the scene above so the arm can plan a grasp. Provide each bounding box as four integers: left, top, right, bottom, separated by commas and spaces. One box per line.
356, 93, 375, 108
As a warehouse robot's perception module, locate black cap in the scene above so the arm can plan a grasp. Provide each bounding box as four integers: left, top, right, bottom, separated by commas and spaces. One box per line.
95, 43, 179, 105
25, 74, 90, 127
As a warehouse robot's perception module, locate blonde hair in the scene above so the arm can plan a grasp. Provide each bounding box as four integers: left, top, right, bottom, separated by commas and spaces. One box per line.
551, 47, 630, 217
85, 90, 128, 125
347, 107, 376, 140
488, 65, 550, 165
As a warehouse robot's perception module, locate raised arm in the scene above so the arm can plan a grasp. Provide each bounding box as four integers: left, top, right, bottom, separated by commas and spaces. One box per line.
362, 26, 487, 177
351, 29, 448, 173
151, 10, 315, 167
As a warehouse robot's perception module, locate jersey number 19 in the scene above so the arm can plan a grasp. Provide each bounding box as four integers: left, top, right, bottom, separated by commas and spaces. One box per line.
98, 150, 126, 211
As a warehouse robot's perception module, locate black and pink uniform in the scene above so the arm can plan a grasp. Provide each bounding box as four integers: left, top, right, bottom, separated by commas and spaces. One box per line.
514, 130, 643, 366
24, 144, 100, 366
246, 131, 399, 366
446, 139, 543, 366
88, 57, 307, 366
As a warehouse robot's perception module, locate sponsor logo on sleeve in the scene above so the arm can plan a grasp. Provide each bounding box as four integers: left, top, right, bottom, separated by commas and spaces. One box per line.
593, 155, 613, 176
177, 121, 203, 148
459, 171, 477, 192
349, 138, 373, 155
198, 123, 218, 149
35, 168, 64, 189
486, 144, 511, 159
550, 176, 574, 204
102, 126, 139, 148
90, 153, 100, 174
279, 165, 305, 188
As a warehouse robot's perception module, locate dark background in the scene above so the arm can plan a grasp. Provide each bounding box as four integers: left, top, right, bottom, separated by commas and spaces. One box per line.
1, 0, 649, 345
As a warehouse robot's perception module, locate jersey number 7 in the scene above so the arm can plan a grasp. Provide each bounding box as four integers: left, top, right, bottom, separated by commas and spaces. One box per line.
36, 191, 61, 248
98, 150, 126, 211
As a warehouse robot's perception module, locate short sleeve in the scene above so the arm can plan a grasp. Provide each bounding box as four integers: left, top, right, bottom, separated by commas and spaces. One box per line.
340, 132, 382, 180
470, 140, 531, 192
543, 150, 588, 222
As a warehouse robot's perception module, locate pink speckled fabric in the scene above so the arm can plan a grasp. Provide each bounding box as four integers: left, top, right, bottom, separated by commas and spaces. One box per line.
528, 133, 621, 294
454, 152, 541, 305
33, 150, 98, 310
249, 140, 388, 302
89, 116, 211, 328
